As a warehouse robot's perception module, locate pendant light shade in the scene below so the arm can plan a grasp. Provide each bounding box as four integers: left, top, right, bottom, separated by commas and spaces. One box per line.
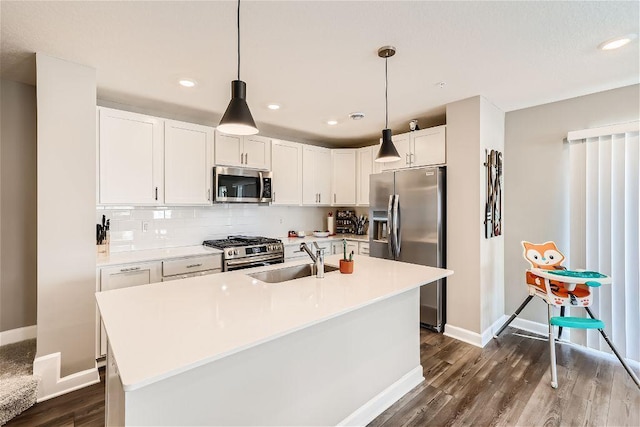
218, 0, 258, 136
218, 80, 258, 135
377, 128, 400, 162
375, 46, 401, 163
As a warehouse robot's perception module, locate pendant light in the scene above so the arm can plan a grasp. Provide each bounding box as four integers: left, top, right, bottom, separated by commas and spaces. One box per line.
375, 46, 401, 163
218, 0, 258, 135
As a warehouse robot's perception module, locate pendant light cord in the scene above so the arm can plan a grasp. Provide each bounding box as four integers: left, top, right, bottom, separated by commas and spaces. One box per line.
384, 56, 389, 129
237, 0, 241, 80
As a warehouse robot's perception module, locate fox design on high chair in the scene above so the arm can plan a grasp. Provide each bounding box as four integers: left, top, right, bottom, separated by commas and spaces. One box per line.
522, 241, 590, 305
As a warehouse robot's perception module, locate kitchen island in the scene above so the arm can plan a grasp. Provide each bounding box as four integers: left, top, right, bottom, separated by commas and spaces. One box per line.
96, 254, 452, 426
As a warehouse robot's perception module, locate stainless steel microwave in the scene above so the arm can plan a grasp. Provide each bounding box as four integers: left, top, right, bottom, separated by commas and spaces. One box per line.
213, 166, 272, 203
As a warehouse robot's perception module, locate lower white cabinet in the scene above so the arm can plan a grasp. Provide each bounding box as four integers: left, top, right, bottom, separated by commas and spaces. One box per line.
98, 261, 161, 357
332, 240, 359, 257
285, 241, 331, 261
358, 242, 370, 256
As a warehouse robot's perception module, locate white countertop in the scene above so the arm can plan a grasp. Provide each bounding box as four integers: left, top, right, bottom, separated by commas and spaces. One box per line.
95, 255, 452, 392
96, 245, 222, 267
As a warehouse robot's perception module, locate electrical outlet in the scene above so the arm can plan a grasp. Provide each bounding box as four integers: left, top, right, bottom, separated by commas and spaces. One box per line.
142, 221, 149, 232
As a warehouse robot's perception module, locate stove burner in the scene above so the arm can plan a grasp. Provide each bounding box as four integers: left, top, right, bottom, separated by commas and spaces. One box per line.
203, 236, 281, 250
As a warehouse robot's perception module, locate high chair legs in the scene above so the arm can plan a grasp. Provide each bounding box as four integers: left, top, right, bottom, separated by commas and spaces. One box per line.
548, 304, 558, 388
585, 307, 640, 389
493, 295, 534, 338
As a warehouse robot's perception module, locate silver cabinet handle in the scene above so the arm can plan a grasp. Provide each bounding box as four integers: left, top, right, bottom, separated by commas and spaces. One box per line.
410, 152, 415, 164
208, 189, 211, 201
273, 191, 276, 203
120, 266, 141, 272
186, 263, 203, 268
319, 193, 321, 203
334, 193, 336, 203
245, 153, 248, 164
155, 187, 158, 200
405, 153, 410, 165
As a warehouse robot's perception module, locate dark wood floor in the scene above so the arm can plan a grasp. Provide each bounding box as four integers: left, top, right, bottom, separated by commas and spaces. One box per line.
7, 328, 639, 426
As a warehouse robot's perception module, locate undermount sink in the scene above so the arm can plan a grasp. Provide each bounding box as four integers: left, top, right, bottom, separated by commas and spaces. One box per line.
247, 264, 340, 283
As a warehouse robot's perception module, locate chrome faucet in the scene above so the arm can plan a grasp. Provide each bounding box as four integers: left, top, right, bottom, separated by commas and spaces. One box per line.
300, 242, 325, 278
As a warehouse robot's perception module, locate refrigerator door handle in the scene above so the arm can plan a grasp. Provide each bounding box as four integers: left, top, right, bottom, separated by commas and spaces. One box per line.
387, 194, 395, 259
393, 194, 401, 258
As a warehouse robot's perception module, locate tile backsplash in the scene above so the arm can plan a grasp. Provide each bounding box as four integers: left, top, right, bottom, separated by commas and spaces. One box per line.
96, 205, 334, 252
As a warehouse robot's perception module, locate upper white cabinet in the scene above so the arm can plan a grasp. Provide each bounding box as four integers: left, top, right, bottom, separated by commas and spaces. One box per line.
215, 131, 271, 170
331, 149, 357, 206
302, 145, 331, 205
411, 125, 446, 167
271, 139, 303, 205
357, 146, 374, 206
98, 108, 164, 205
379, 126, 446, 170
164, 120, 214, 205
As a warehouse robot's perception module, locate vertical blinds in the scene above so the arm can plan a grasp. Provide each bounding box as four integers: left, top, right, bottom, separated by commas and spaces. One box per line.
568, 123, 639, 362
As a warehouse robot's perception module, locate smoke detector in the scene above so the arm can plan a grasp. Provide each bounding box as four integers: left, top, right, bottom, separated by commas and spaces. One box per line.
349, 112, 366, 120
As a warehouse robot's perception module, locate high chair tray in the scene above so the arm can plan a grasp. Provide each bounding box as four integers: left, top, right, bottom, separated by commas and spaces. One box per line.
530, 268, 612, 285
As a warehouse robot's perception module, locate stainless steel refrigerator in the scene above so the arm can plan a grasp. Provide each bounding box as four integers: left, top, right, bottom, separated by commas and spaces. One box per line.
369, 166, 446, 331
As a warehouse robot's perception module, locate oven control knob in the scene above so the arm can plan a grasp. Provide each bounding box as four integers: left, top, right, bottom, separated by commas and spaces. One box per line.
234, 249, 239, 255
227, 250, 233, 257
268, 245, 272, 251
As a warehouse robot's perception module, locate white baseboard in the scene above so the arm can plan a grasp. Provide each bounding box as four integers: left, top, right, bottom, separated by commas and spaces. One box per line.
0, 325, 37, 346
444, 316, 553, 347
338, 365, 424, 426
444, 324, 483, 347
510, 317, 548, 337
33, 352, 100, 402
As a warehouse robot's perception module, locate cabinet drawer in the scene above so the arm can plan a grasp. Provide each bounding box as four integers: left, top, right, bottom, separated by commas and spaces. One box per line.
359, 242, 370, 255
162, 255, 222, 276
284, 244, 309, 260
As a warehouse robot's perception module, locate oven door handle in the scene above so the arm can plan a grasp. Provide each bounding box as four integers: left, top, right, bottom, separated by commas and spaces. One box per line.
225, 253, 283, 267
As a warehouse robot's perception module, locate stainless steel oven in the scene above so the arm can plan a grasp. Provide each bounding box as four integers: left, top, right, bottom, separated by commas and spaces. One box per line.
203, 236, 284, 272
213, 166, 272, 203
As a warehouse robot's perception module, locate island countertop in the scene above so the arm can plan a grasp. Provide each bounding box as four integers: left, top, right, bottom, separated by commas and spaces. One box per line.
95, 254, 452, 392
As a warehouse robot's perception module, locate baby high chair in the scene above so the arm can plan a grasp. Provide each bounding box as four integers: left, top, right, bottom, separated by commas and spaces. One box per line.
494, 241, 640, 389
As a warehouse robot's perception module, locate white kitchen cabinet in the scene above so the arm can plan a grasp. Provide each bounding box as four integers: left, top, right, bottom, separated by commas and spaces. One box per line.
411, 125, 446, 166
164, 120, 214, 205
331, 149, 357, 206
331, 240, 358, 257
98, 107, 164, 205
302, 145, 331, 205
358, 242, 370, 256
378, 126, 446, 170
357, 146, 374, 206
98, 261, 162, 357
215, 131, 271, 170
271, 140, 303, 205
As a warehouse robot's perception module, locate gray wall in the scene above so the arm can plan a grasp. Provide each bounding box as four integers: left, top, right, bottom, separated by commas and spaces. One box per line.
0, 79, 37, 333
504, 84, 640, 325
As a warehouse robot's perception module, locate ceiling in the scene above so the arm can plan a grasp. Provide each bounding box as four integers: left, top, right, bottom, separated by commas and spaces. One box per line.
1, 1, 638, 147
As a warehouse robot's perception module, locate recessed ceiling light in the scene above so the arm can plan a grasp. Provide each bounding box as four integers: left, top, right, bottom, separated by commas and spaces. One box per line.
598, 34, 637, 50
267, 104, 281, 110
178, 79, 197, 88
327, 120, 338, 126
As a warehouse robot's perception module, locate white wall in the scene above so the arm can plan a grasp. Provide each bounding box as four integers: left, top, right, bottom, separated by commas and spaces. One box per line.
504, 84, 640, 325
36, 54, 97, 376
97, 205, 334, 252
445, 96, 482, 334
0, 80, 37, 334
479, 97, 505, 332
445, 95, 505, 341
